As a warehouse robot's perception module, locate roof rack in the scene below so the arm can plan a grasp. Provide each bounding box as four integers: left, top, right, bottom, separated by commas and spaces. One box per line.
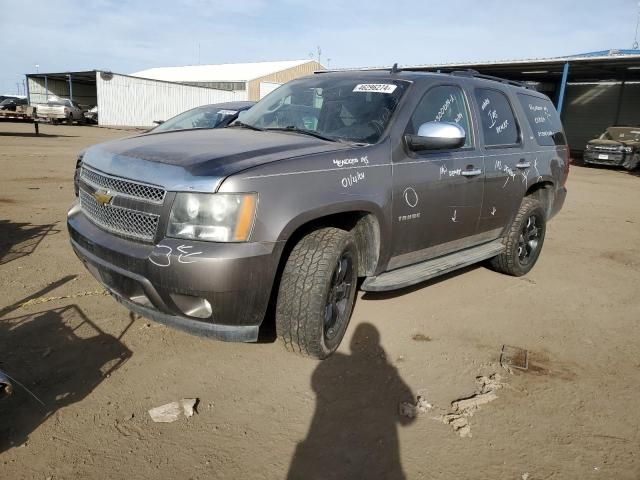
449, 69, 531, 88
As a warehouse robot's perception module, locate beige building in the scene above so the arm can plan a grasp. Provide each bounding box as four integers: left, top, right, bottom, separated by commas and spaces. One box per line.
131, 60, 324, 101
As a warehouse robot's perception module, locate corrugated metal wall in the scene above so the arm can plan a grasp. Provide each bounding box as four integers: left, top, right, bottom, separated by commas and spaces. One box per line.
562, 82, 640, 151
27, 77, 97, 106
96, 72, 245, 127
247, 61, 323, 101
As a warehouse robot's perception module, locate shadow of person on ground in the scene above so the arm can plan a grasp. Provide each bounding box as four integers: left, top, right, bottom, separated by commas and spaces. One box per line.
0, 304, 132, 453
0, 220, 59, 265
287, 323, 415, 480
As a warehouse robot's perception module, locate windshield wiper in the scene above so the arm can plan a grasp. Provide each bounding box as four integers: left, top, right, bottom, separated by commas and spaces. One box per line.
265, 126, 340, 143
228, 121, 264, 131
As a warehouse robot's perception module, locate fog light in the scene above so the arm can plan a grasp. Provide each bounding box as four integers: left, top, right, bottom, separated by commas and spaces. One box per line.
170, 293, 212, 319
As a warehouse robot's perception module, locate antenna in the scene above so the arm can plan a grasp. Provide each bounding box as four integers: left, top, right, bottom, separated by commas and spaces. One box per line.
634, 1, 640, 49
390, 63, 400, 74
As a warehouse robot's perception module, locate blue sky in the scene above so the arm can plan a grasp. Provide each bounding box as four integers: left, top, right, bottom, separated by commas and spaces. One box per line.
1, 0, 639, 94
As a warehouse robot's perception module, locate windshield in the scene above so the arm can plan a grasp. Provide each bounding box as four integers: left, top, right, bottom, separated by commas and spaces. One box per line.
153, 106, 241, 132
238, 77, 409, 144
601, 127, 640, 142
0, 99, 15, 105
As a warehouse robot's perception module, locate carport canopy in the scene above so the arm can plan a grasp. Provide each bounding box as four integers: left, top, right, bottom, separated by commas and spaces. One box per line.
400, 50, 640, 113
25, 70, 97, 105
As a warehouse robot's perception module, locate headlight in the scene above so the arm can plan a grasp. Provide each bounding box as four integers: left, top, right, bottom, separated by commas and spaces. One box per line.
585, 144, 593, 150
167, 193, 257, 242
621, 146, 633, 153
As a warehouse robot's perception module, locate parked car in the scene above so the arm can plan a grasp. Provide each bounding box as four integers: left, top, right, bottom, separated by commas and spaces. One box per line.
583, 126, 640, 170
68, 69, 569, 358
37, 98, 86, 124
149, 101, 255, 132
84, 106, 98, 125
0, 97, 28, 112
0, 95, 19, 103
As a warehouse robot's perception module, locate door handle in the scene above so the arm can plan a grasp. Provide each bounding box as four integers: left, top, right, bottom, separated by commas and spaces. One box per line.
516, 160, 531, 169
461, 168, 482, 177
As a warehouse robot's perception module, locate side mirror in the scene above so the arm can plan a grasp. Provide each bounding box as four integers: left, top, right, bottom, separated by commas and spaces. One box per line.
153, 120, 165, 125
405, 121, 466, 151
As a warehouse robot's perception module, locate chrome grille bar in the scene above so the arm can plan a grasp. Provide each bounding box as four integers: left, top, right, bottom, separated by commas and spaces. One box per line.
79, 189, 159, 242
80, 166, 166, 204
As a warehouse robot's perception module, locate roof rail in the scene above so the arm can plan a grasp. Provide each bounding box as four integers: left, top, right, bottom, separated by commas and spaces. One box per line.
449, 69, 531, 88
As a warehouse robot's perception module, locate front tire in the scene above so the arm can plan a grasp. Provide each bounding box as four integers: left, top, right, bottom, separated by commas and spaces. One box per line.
276, 227, 359, 359
489, 197, 546, 277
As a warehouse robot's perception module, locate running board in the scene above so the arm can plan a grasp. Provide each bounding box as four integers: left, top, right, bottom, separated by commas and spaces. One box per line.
362, 240, 505, 292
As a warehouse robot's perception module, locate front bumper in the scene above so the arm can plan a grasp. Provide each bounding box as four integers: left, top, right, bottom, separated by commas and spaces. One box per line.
583, 150, 627, 166
68, 201, 281, 342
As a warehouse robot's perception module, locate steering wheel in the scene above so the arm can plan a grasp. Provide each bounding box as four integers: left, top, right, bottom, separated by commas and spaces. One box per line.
274, 108, 306, 129
368, 119, 385, 136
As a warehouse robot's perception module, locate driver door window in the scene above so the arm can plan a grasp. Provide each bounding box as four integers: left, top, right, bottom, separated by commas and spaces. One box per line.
407, 85, 473, 148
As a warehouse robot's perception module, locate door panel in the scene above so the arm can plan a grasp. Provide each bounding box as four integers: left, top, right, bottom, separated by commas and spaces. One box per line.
472, 87, 527, 235
389, 84, 484, 269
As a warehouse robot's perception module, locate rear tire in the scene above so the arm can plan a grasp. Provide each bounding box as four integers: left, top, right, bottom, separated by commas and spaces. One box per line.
622, 154, 639, 171
67, 114, 73, 125
275, 227, 358, 359
489, 197, 546, 277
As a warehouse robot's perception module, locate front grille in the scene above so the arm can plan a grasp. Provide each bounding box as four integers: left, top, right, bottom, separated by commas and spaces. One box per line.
79, 189, 159, 242
592, 145, 620, 152
80, 166, 166, 204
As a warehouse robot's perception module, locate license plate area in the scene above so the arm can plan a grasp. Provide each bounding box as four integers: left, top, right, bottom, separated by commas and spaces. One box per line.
598, 154, 609, 160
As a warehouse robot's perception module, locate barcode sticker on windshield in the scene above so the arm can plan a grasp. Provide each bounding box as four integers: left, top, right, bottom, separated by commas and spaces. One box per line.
217, 109, 238, 115
353, 84, 397, 93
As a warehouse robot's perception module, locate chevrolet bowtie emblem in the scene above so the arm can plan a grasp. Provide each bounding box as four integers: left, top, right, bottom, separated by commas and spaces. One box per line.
93, 190, 113, 205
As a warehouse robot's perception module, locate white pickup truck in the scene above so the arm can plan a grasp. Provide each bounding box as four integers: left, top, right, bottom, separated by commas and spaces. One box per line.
37, 98, 86, 124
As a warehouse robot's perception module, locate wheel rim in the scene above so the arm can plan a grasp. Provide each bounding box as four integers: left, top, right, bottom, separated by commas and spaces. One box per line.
517, 214, 541, 265
324, 252, 354, 340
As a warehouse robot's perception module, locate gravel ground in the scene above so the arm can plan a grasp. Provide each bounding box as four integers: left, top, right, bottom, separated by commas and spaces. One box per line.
1, 122, 639, 479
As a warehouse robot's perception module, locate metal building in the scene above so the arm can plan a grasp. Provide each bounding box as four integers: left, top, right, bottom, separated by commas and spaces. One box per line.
131, 59, 324, 101
399, 50, 640, 154
25, 70, 241, 127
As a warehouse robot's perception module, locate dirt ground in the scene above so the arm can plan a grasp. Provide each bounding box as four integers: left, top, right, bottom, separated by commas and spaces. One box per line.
1, 122, 639, 479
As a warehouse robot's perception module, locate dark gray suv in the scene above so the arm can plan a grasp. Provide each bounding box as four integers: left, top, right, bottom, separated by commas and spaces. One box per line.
68, 69, 569, 358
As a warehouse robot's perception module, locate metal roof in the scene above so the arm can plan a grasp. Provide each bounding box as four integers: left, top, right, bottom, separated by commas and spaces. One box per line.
25, 70, 98, 84
131, 60, 318, 83
338, 50, 640, 83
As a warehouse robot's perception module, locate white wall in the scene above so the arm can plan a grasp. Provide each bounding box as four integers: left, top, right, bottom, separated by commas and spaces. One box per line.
96, 72, 247, 127
259, 81, 282, 99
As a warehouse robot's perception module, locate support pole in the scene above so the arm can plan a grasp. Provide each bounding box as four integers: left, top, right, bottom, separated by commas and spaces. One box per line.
556, 62, 570, 115
44, 75, 48, 102
24, 75, 30, 105
68, 74, 73, 102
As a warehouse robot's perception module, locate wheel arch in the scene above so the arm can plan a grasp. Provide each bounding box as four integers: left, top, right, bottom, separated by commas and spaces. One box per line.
278, 209, 382, 277
525, 181, 555, 219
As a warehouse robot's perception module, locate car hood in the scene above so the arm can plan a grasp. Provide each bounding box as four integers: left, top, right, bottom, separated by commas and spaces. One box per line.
81, 128, 352, 192
588, 139, 639, 148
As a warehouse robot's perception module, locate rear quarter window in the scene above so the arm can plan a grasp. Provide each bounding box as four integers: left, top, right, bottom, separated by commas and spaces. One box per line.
517, 94, 566, 146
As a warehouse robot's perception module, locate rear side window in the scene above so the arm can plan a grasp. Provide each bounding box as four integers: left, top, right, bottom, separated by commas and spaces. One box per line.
407, 85, 473, 147
474, 88, 519, 146
517, 94, 566, 146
